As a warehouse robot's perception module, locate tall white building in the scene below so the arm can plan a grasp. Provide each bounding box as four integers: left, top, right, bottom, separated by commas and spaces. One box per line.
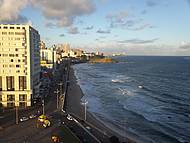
0, 24, 40, 108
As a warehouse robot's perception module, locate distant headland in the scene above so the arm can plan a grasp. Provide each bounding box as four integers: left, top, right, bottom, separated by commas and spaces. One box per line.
89, 55, 118, 63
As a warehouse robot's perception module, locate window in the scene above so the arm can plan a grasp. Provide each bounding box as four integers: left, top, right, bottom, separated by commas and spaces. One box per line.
18, 59, 20, 62
15, 32, 24, 35
0, 76, 2, 91
16, 27, 20, 29
3, 65, 8, 68
15, 37, 20, 40
2, 32, 7, 35
19, 76, 26, 90
10, 27, 14, 29
9, 32, 14, 35
15, 48, 18, 51
7, 102, 15, 107
19, 102, 26, 107
19, 94, 26, 101
3, 26, 8, 29
16, 65, 20, 68
0, 94, 2, 101
9, 54, 14, 57
7, 94, 15, 101
11, 59, 13, 62
6, 76, 14, 91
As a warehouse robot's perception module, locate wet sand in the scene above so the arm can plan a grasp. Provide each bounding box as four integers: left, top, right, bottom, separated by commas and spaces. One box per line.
65, 66, 135, 143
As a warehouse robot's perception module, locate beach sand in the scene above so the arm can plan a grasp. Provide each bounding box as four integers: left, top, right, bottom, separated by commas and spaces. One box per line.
65, 66, 136, 143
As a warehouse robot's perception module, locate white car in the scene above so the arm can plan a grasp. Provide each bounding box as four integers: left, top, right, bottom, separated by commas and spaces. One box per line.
86, 126, 91, 130
29, 114, 37, 119
20, 117, 29, 122
67, 114, 73, 121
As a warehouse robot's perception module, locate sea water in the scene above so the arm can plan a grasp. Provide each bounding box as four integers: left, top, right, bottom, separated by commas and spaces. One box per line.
73, 56, 190, 143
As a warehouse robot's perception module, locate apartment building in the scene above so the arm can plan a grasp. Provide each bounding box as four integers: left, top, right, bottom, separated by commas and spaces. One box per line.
0, 24, 40, 108
40, 41, 56, 69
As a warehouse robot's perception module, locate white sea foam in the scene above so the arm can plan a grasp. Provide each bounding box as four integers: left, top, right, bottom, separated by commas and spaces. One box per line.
111, 79, 124, 83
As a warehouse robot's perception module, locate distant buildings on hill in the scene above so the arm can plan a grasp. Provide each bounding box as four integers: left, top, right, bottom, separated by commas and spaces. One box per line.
53, 43, 104, 63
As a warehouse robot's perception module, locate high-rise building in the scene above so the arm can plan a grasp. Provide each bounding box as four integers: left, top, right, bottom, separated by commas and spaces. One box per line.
0, 24, 40, 108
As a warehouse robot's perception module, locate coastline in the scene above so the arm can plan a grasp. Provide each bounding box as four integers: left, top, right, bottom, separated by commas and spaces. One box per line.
66, 65, 136, 143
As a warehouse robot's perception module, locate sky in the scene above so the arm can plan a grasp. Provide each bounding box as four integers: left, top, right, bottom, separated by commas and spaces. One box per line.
0, 0, 190, 55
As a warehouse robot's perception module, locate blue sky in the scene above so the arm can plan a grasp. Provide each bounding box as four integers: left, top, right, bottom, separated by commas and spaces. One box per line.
0, 0, 190, 55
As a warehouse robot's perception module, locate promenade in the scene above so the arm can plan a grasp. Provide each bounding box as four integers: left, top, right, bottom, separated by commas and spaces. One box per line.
64, 64, 132, 143
0, 60, 133, 143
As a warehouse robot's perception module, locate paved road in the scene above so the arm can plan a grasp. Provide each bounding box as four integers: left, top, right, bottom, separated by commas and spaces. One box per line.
0, 61, 104, 143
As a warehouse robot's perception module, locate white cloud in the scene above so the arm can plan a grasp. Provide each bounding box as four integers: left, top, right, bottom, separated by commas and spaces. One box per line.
31, 0, 95, 27
118, 38, 159, 44
0, 0, 95, 27
68, 26, 79, 34
0, 0, 29, 22
97, 29, 110, 34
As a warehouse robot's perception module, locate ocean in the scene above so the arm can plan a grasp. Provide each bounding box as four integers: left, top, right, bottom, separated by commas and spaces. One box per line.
73, 56, 190, 143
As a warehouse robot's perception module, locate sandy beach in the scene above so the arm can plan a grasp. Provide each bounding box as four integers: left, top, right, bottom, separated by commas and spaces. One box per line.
65, 66, 135, 143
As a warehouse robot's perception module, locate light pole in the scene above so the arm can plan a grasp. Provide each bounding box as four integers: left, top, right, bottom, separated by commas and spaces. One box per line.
15, 105, 19, 124
42, 99, 45, 115
54, 89, 59, 109
81, 99, 88, 121
58, 83, 63, 95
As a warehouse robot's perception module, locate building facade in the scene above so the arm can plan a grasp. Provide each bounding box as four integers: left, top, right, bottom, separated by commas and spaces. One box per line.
0, 24, 40, 108
40, 47, 56, 69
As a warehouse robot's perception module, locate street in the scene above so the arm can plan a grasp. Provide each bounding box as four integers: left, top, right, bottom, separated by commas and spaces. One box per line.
0, 61, 105, 143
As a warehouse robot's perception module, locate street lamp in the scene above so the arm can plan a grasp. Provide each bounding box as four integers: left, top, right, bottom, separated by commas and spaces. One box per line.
54, 89, 59, 109
15, 105, 19, 124
42, 99, 45, 115
81, 99, 88, 121
58, 83, 63, 95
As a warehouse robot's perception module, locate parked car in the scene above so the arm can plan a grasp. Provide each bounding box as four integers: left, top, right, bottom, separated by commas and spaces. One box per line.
67, 114, 73, 121
20, 117, 29, 122
86, 126, 91, 130
29, 114, 37, 119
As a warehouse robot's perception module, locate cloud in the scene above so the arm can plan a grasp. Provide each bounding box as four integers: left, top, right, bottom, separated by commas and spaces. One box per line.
106, 11, 128, 28
68, 26, 79, 34
0, 0, 29, 23
132, 23, 154, 31
31, 0, 95, 27
179, 42, 190, 49
146, 0, 157, 7
106, 11, 152, 31
84, 25, 93, 30
118, 38, 159, 44
45, 22, 56, 28
59, 34, 65, 37
0, 0, 95, 27
97, 29, 110, 34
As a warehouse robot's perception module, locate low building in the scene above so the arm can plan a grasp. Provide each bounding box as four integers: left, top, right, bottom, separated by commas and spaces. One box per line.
40, 46, 56, 69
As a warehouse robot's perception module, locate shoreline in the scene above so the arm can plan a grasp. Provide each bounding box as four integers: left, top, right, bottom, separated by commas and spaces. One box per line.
66, 65, 136, 143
